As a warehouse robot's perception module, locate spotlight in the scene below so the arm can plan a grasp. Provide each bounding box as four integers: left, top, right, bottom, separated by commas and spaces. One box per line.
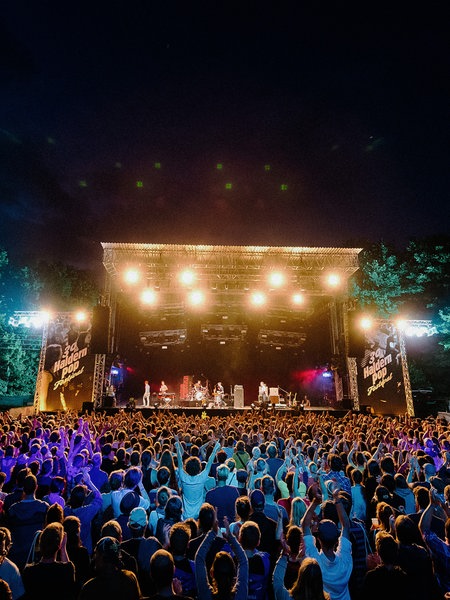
292, 293, 304, 305
180, 269, 195, 285
75, 311, 88, 323
124, 269, 140, 284
360, 317, 373, 330
188, 290, 204, 306
250, 291, 266, 307
268, 272, 284, 287
326, 273, 341, 288
141, 289, 157, 305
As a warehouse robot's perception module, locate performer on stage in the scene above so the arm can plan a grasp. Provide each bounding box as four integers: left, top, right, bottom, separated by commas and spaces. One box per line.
258, 381, 269, 405
143, 380, 151, 407
160, 380, 168, 396
214, 381, 224, 405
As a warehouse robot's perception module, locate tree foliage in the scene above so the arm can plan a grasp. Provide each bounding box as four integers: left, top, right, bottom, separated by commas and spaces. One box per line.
350, 237, 450, 398
0, 249, 100, 396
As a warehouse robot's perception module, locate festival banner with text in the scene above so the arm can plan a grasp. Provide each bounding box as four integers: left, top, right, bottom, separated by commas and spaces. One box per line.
37, 312, 95, 411
356, 322, 406, 414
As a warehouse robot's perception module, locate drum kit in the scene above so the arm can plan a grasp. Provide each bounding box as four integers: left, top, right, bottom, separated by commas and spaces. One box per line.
187, 386, 227, 407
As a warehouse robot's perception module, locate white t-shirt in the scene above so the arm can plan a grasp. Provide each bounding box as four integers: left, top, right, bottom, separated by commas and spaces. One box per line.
304, 534, 353, 600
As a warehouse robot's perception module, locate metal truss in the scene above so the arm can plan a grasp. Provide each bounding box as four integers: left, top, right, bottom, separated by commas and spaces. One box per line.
33, 321, 49, 413
91, 353, 106, 408
398, 330, 415, 416
347, 357, 360, 411
101, 243, 362, 291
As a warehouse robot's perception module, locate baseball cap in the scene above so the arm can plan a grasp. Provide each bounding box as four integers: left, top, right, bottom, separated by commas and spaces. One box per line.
128, 507, 148, 529
250, 489, 265, 509
119, 491, 140, 516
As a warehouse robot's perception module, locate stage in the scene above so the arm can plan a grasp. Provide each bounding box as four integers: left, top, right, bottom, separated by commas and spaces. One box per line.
81, 403, 348, 419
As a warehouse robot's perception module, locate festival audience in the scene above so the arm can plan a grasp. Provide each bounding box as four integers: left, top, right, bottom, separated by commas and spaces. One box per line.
0, 408, 448, 599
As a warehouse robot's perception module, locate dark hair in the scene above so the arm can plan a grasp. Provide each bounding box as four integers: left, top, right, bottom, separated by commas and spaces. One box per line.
169, 522, 191, 555
376, 531, 398, 565
211, 551, 236, 598
23, 474, 38, 495
239, 521, 260, 550
40, 523, 63, 558
328, 454, 343, 472
63, 515, 82, 548
164, 496, 183, 521
185, 456, 201, 476
286, 525, 302, 556
150, 549, 174, 589
198, 503, 215, 532
290, 557, 328, 600
45, 502, 64, 526
235, 496, 251, 522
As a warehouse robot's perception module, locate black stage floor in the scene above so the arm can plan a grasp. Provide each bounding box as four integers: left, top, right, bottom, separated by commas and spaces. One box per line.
87, 405, 348, 419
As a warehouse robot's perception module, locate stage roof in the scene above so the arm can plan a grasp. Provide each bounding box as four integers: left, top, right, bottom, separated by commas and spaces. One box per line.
101, 243, 362, 294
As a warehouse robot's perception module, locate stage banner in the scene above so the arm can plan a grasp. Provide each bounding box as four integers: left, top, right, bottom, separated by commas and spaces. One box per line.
356, 322, 406, 415
37, 312, 95, 412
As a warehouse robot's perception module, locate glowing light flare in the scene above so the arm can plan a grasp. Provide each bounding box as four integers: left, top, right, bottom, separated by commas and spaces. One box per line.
179, 269, 195, 286
75, 311, 88, 323
292, 293, 304, 305
124, 269, 140, 284
360, 317, 373, 331
326, 273, 341, 288
188, 290, 205, 306
141, 289, 157, 305
250, 291, 266, 307
268, 272, 285, 287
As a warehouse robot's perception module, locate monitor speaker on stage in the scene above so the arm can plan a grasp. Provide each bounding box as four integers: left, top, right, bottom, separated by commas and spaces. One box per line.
234, 385, 244, 408
91, 305, 110, 355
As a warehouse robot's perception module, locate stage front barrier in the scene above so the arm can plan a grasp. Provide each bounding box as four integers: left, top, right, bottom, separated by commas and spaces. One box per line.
234, 385, 244, 408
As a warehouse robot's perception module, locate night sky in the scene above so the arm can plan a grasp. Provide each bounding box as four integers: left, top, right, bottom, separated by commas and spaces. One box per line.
2, 2, 450, 269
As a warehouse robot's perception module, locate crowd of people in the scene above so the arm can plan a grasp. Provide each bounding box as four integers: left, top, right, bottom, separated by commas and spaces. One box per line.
0, 407, 448, 600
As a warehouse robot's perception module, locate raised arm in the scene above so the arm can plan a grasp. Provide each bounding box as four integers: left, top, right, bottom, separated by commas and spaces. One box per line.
301, 483, 321, 536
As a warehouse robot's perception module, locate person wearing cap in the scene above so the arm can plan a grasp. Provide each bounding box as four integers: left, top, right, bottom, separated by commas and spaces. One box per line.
121, 506, 161, 597
110, 466, 151, 518
79, 536, 141, 600
248, 488, 279, 561
301, 483, 352, 600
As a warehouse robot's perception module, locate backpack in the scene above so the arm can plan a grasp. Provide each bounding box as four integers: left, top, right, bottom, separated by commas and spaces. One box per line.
248, 551, 271, 600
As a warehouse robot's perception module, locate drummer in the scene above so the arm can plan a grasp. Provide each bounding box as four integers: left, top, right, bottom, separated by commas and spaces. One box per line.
160, 381, 168, 397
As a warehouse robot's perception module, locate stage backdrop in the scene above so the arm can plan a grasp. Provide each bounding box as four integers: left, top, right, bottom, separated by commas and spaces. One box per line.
355, 321, 406, 415
36, 312, 95, 411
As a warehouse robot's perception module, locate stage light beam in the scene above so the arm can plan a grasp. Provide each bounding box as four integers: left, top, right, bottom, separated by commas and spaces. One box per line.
360, 316, 373, 330
292, 293, 304, 305
268, 272, 284, 287
250, 292, 266, 307
188, 290, 205, 306
180, 269, 195, 285
326, 273, 341, 288
75, 311, 88, 323
141, 289, 157, 305
124, 269, 140, 284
